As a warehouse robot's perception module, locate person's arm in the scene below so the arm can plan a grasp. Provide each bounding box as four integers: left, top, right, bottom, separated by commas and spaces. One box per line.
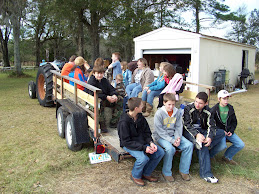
118, 121, 148, 151
154, 111, 176, 144
87, 77, 107, 100
142, 117, 153, 145
183, 105, 199, 137
149, 79, 165, 91
206, 109, 217, 140
229, 107, 237, 134
174, 110, 183, 139
142, 69, 154, 90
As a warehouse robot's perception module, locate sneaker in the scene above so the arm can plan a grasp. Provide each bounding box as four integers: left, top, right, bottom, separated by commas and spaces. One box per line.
204, 176, 218, 183
179, 171, 191, 181
222, 156, 238, 165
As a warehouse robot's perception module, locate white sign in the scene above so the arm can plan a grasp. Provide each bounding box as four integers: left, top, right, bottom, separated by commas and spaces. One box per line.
89, 152, 112, 164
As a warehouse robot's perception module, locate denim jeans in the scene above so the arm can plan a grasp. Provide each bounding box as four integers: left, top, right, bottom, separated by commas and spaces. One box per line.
158, 136, 193, 176
210, 132, 244, 160
142, 89, 163, 106
183, 128, 225, 178
123, 145, 165, 179
126, 83, 142, 98
123, 96, 128, 112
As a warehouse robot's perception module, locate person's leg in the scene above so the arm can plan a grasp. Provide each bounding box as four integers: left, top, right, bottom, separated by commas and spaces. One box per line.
157, 93, 164, 108
123, 96, 128, 112
141, 89, 148, 102
209, 129, 227, 158
224, 133, 245, 160
123, 147, 150, 179
130, 84, 142, 98
146, 90, 162, 106
126, 83, 138, 98
99, 100, 108, 131
157, 138, 175, 176
177, 136, 194, 174
110, 98, 123, 126
142, 144, 165, 176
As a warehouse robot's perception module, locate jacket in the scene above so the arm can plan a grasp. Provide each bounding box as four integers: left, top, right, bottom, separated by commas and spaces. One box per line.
118, 112, 153, 151
68, 67, 87, 91
61, 62, 74, 83
122, 69, 132, 87
183, 102, 216, 139
131, 67, 154, 91
211, 103, 237, 134
148, 74, 166, 91
111, 60, 122, 80
87, 75, 117, 101
161, 73, 183, 100
153, 106, 183, 144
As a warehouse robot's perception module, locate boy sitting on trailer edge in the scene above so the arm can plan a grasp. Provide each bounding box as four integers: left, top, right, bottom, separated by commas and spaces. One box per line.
117, 97, 164, 186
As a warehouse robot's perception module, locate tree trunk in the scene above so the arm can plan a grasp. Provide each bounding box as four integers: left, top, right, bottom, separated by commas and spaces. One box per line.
195, 0, 200, 33
0, 27, 10, 67
78, 9, 85, 57
35, 36, 41, 66
13, 16, 22, 75
88, 12, 100, 65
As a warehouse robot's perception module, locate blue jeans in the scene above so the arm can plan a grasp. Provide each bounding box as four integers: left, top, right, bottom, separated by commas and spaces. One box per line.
142, 89, 162, 106
210, 132, 244, 160
158, 136, 193, 176
123, 145, 165, 179
183, 128, 225, 178
126, 83, 142, 98
123, 96, 128, 112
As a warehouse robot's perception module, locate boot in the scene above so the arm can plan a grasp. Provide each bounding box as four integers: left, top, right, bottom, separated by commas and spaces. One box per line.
141, 101, 147, 113
143, 103, 152, 117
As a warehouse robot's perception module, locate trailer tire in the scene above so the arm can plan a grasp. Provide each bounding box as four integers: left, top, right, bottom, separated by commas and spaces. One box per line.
36, 64, 54, 107
65, 114, 83, 151
28, 81, 36, 99
57, 106, 68, 138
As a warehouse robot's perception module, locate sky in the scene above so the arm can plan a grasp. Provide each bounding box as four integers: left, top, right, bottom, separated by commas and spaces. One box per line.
200, 0, 259, 38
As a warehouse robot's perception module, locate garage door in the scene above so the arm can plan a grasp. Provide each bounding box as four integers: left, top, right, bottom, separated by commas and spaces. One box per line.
143, 48, 191, 54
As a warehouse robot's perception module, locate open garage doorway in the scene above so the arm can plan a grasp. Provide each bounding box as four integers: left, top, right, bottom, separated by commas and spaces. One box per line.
143, 53, 191, 75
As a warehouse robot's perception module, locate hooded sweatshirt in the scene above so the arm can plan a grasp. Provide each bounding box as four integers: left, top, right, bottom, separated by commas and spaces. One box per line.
153, 106, 183, 144
117, 112, 153, 151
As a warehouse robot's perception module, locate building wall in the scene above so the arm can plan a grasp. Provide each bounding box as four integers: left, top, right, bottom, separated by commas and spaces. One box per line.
199, 38, 256, 88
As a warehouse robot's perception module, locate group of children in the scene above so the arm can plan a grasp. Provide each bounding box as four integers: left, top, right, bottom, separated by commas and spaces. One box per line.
118, 90, 244, 186
61, 54, 244, 186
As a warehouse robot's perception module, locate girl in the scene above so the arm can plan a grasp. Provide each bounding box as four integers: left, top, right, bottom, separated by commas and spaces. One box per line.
121, 61, 132, 87
126, 58, 154, 98
157, 62, 183, 108
142, 62, 167, 117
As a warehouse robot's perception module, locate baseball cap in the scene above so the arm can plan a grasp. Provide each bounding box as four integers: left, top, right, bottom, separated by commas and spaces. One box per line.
218, 90, 231, 98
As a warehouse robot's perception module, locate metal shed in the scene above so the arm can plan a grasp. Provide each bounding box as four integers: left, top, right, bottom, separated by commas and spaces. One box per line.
134, 27, 256, 92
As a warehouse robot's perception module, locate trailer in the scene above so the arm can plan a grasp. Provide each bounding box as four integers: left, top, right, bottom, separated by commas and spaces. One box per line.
51, 70, 129, 162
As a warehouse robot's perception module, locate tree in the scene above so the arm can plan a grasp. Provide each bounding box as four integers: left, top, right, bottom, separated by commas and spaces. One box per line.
182, 0, 239, 33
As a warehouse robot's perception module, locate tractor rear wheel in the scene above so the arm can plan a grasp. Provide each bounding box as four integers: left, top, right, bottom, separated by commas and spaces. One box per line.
36, 64, 54, 107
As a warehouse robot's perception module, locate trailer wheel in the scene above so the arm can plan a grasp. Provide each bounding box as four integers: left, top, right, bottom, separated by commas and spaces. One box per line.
65, 114, 83, 151
36, 64, 54, 107
28, 81, 36, 99
57, 107, 68, 138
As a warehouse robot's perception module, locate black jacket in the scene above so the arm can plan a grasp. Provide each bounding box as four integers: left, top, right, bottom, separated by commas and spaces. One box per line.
87, 76, 117, 101
183, 102, 216, 139
211, 103, 237, 134
118, 112, 153, 151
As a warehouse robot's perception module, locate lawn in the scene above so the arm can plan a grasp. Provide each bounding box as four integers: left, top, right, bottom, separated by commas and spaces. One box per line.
0, 69, 258, 193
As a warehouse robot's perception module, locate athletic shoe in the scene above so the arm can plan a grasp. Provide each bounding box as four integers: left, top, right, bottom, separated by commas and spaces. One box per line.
204, 176, 218, 183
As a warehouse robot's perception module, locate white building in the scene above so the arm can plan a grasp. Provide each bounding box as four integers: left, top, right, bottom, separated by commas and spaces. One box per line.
134, 27, 256, 92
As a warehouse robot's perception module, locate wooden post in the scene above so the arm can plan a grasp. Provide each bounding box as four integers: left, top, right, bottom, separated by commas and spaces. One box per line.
61, 77, 64, 99
94, 91, 99, 144
74, 84, 78, 104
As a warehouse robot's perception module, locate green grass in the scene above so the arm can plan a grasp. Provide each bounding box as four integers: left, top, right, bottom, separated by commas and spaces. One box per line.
0, 70, 258, 192
0, 70, 93, 193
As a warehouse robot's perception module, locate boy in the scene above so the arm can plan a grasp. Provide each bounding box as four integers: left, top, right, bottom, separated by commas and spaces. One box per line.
183, 92, 225, 183
211, 90, 245, 165
108, 52, 122, 86
115, 74, 127, 112
117, 97, 164, 186
153, 93, 193, 182
87, 66, 122, 132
